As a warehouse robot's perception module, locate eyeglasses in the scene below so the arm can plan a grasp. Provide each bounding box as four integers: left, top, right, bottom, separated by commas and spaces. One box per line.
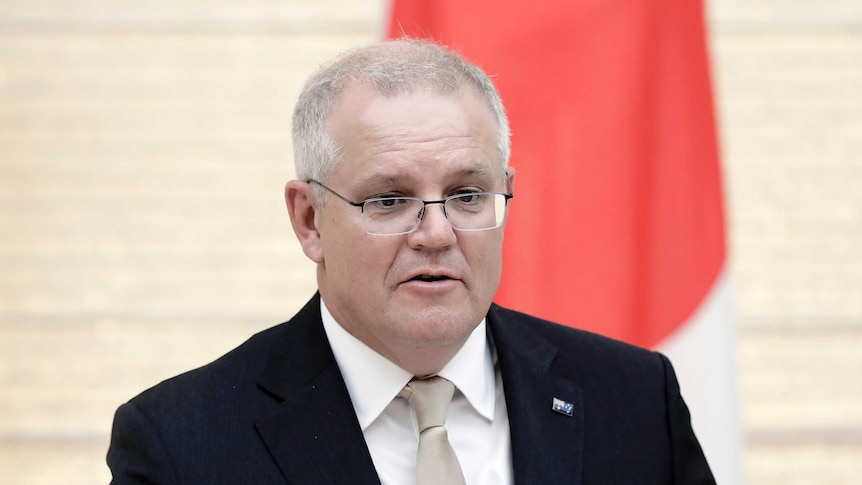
308, 179, 513, 236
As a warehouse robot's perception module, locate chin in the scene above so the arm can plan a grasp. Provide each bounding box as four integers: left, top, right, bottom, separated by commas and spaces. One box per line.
400, 307, 479, 344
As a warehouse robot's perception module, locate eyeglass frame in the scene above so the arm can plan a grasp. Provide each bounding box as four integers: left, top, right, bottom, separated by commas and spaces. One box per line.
307, 179, 514, 236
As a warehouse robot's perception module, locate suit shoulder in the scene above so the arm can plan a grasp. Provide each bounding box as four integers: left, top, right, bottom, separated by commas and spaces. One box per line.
489, 303, 667, 376
492, 304, 654, 351
123, 319, 292, 411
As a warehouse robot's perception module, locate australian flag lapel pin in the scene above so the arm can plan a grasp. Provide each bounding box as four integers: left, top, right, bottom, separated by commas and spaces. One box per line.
552, 397, 574, 417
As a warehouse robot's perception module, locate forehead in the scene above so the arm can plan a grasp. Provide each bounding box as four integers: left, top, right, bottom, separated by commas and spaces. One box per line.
327, 83, 502, 188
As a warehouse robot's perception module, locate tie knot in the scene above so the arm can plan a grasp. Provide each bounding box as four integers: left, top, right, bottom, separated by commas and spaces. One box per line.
403, 376, 455, 432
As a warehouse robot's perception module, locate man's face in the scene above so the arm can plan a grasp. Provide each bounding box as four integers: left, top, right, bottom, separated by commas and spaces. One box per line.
310, 84, 512, 371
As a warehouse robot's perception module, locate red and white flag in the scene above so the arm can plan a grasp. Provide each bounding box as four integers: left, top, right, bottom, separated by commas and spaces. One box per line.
388, 0, 742, 482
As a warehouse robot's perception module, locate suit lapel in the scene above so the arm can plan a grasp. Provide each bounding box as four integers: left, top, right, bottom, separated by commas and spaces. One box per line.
488, 304, 584, 485
254, 296, 381, 484
251, 297, 584, 484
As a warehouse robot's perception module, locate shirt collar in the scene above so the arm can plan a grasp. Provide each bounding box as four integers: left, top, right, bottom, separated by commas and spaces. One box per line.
320, 298, 496, 430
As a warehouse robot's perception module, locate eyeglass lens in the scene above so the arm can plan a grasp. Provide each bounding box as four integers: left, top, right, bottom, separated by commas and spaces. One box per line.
362, 193, 508, 235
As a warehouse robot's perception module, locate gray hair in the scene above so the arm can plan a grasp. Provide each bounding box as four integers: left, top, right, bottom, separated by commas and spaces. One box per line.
291, 39, 510, 188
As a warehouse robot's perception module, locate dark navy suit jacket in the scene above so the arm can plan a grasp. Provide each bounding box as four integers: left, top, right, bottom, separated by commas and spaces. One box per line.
108, 295, 716, 484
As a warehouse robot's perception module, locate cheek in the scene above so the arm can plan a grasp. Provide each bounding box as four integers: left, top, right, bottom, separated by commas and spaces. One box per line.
320, 213, 368, 272
330, 236, 401, 288
464, 234, 505, 282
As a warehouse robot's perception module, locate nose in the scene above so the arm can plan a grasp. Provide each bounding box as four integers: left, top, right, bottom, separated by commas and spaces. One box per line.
408, 202, 456, 249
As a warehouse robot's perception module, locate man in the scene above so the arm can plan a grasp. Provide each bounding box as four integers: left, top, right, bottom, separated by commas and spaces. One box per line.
108, 39, 715, 484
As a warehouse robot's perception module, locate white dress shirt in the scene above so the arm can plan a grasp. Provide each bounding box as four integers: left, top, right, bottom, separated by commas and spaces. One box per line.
320, 300, 513, 485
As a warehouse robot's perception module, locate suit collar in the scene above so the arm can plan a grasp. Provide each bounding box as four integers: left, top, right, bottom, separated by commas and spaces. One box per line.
253, 297, 584, 485
256, 296, 331, 399
488, 304, 584, 485
254, 295, 381, 484
320, 298, 497, 429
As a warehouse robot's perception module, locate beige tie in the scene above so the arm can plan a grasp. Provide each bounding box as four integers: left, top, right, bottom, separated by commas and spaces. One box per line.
401, 376, 467, 485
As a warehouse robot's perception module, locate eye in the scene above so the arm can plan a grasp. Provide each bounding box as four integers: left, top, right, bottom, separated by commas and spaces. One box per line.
365, 196, 411, 211
451, 189, 484, 203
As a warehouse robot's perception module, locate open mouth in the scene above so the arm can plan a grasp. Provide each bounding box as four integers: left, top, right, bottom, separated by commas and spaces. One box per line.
411, 275, 452, 283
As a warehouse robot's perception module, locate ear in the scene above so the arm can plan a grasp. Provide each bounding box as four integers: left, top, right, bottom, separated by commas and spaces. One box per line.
506, 166, 516, 193
285, 180, 324, 263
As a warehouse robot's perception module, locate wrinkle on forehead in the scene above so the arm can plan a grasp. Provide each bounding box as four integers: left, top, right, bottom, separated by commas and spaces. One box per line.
330, 83, 497, 144
327, 84, 502, 192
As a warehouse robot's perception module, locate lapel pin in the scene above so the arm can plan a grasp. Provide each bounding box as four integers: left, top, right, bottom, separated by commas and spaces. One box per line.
552, 397, 574, 417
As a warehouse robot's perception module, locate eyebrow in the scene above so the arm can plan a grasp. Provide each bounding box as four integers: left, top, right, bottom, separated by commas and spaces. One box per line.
354, 165, 498, 192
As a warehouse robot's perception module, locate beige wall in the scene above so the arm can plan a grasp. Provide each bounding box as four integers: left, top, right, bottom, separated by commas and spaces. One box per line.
0, 1, 859, 483
712, 0, 862, 482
